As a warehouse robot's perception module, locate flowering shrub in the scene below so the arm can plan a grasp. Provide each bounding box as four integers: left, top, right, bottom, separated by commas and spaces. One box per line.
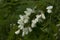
15, 5, 56, 36
0, 0, 60, 40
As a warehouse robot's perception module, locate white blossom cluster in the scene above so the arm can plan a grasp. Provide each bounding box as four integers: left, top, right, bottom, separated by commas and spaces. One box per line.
46, 6, 53, 13
15, 8, 34, 36
15, 6, 53, 37
31, 15, 42, 28
31, 11, 46, 28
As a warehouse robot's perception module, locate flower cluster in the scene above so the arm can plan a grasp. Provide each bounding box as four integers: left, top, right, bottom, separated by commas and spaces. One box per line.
15, 5, 53, 37
31, 11, 46, 28
15, 8, 34, 36
46, 6, 53, 13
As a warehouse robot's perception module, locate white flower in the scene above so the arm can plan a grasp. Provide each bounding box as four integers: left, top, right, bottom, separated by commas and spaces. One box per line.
24, 8, 35, 16
22, 27, 32, 37
26, 8, 32, 12
34, 18, 39, 22
24, 11, 31, 16
15, 7, 47, 37
32, 20, 37, 24
22, 27, 29, 36
46, 6, 53, 13
41, 13, 46, 19
23, 15, 29, 23
15, 29, 20, 34
35, 15, 42, 22
31, 14, 42, 28
18, 15, 29, 24
18, 25, 24, 29
22, 31, 25, 37
31, 19, 37, 28
36, 15, 41, 19
26, 8, 35, 13
19, 15, 24, 20
24, 19, 28, 23
28, 27, 32, 32
25, 31, 29, 35
17, 19, 24, 25
47, 9, 52, 13
46, 6, 53, 10
31, 23, 36, 28
24, 28, 29, 35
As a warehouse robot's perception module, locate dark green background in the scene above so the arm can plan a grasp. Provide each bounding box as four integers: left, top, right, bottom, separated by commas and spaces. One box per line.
0, 0, 60, 40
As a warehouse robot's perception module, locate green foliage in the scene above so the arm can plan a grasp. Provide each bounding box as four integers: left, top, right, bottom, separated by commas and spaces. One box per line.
0, 0, 60, 40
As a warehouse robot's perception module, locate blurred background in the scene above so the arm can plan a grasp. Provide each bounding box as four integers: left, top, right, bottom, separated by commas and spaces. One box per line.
0, 0, 60, 40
